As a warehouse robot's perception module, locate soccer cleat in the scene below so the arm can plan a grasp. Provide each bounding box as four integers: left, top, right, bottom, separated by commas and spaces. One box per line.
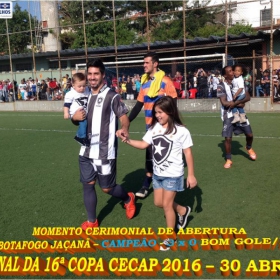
135, 187, 148, 198
81, 220, 99, 230
224, 159, 233, 169
124, 192, 136, 219
231, 112, 240, 124
239, 113, 247, 123
246, 148, 257, 160
160, 238, 177, 251
177, 206, 191, 229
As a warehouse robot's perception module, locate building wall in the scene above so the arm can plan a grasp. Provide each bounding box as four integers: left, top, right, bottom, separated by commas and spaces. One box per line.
40, 1, 61, 52
209, 0, 280, 27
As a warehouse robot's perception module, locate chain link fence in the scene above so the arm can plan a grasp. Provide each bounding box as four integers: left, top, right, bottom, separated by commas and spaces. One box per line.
1, 0, 280, 101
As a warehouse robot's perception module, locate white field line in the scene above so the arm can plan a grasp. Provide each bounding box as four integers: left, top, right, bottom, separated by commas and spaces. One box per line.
0, 127, 279, 140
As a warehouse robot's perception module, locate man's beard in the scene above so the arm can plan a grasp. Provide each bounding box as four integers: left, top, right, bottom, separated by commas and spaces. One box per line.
89, 79, 102, 91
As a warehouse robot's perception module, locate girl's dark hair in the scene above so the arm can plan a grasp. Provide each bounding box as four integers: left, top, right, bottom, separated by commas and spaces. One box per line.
232, 64, 248, 77
150, 96, 183, 135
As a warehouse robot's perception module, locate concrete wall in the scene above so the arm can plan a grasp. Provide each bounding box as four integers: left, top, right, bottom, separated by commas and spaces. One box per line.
0, 98, 280, 112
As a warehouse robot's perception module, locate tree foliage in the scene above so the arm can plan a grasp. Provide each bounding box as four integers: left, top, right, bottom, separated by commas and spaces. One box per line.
58, 1, 137, 49
228, 23, 256, 35
0, 4, 38, 54
0, 1, 258, 55
57, 1, 257, 49
195, 22, 256, 38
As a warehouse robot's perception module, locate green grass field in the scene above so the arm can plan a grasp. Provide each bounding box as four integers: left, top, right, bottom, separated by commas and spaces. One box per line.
0, 111, 279, 279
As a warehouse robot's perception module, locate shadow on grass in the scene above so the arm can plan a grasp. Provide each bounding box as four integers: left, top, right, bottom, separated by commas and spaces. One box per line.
218, 140, 249, 159
121, 168, 147, 193
97, 169, 146, 225
175, 182, 203, 214
97, 169, 203, 226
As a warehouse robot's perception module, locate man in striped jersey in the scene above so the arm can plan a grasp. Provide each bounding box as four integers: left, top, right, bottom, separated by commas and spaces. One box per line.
72, 59, 136, 230
120, 52, 177, 199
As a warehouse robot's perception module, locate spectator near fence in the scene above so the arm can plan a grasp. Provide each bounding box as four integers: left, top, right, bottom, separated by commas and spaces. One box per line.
126, 76, 134, 100
260, 70, 270, 97
277, 70, 280, 98
196, 68, 208, 98
173, 71, 184, 98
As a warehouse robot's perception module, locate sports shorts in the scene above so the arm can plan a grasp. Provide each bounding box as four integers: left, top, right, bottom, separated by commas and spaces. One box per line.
222, 116, 253, 138
153, 174, 184, 192
79, 156, 116, 189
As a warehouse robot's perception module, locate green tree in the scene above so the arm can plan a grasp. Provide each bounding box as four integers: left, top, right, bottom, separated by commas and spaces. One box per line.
59, 1, 137, 49
195, 24, 225, 38
195, 22, 256, 38
0, 4, 38, 54
228, 22, 256, 35
185, 0, 220, 38
141, 0, 221, 41
125, 1, 182, 40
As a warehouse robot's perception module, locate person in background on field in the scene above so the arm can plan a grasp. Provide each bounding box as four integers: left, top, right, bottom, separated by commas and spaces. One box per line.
211, 71, 220, 98
244, 67, 252, 95
126, 76, 134, 100
29, 79, 37, 98
173, 71, 184, 98
72, 58, 136, 229
272, 69, 278, 98
119, 96, 196, 250
196, 68, 208, 98
260, 70, 270, 97
18, 79, 26, 100
120, 77, 127, 100
134, 74, 141, 99
217, 65, 257, 169
2, 80, 9, 102
22, 86, 29, 100
64, 72, 90, 146
118, 52, 177, 199
111, 76, 118, 92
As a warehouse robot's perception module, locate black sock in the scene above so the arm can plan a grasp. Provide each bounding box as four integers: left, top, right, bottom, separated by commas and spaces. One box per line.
142, 176, 152, 190
246, 145, 252, 150
108, 184, 130, 203
226, 153, 232, 160
82, 183, 97, 222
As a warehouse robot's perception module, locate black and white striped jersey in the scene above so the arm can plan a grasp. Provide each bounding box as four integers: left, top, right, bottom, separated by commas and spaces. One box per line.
79, 85, 128, 160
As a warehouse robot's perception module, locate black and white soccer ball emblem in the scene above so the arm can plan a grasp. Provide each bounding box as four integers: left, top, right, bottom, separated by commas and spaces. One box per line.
152, 135, 172, 165
97, 97, 103, 104
76, 97, 88, 107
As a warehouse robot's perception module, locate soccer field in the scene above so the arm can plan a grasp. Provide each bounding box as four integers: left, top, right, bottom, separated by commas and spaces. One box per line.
0, 111, 279, 279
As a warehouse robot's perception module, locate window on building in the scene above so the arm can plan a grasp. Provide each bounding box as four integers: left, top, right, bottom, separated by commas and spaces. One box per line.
15, 63, 32, 71
0, 64, 11, 72
48, 61, 68, 69
260, 8, 271, 26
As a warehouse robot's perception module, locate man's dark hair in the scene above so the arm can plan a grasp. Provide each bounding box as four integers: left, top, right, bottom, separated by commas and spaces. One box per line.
87, 58, 105, 75
144, 52, 159, 64
221, 66, 232, 76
